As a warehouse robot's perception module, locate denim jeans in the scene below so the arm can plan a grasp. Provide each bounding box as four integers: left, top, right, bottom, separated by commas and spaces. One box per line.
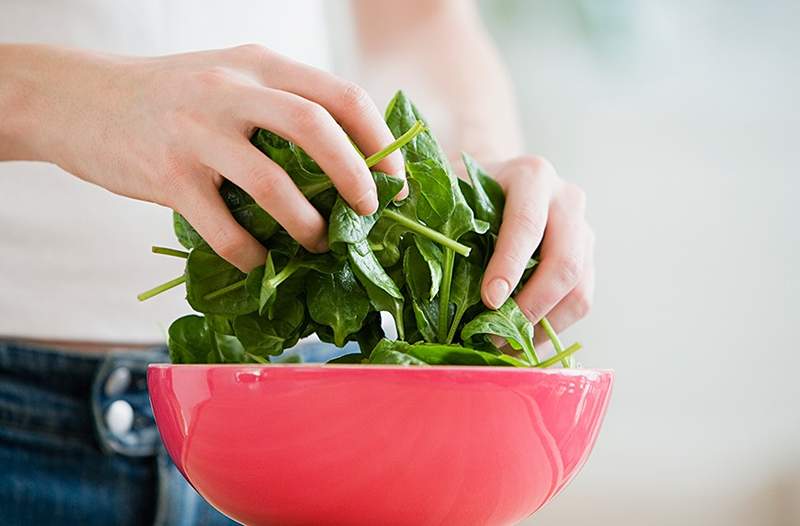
0, 341, 238, 526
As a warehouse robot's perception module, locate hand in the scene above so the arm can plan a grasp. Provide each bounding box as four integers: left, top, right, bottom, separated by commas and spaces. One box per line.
9, 44, 404, 271
480, 156, 594, 342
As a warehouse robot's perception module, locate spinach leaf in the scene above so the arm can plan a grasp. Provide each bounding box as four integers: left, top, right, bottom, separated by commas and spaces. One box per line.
328, 172, 404, 252
406, 160, 454, 228
307, 262, 370, 346
413, 237, 442, 301
168, 315, 214, 364
348, 242, 405, 339
461, 297, 540, 365
233, 296, 305, 357
461, 153, 504, 233
445, 259, 483, 343
185, 247, 257, 315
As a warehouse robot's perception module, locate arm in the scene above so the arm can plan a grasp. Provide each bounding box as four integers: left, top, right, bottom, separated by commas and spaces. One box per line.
353, 0, 594, 340
0, 43, 405, 271
352, 0, 522, 161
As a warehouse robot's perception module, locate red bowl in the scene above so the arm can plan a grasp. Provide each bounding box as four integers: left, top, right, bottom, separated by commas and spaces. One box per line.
148, 364, 613, 526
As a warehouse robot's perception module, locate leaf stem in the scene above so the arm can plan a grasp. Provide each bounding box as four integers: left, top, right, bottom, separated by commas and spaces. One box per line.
137, 275, 186, 301
151, 246, 189, 258
382, 209, 470, 257
539, 317, 569, 368
446, 305, 466, 344
365, 120, 425, 168
536, 342, 582, 369
437, 249, 455, 343
204, 279, 245, 301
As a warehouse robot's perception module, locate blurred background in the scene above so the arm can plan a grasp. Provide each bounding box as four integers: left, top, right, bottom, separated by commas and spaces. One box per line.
470, 1, 799, 524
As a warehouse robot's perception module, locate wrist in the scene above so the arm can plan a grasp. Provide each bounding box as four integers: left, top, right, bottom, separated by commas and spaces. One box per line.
0, 44, 46, 161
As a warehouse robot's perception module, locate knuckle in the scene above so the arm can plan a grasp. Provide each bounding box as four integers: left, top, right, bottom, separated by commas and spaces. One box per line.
233, 43, 270, 61
555, 254, 582, 286
290, 101, 328, 133
564, 182, 587, 208
509, 208, 545, 237
193, 67, 231, 90
519, 302, 544, 324
248, 169, 279, 205
515, 154, 555, 179
572, 289, 593, 318
338, 81, 371, 114
209, 227, 248, 262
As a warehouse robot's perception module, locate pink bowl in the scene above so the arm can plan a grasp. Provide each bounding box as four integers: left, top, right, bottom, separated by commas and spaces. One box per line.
148, 364, 613, 526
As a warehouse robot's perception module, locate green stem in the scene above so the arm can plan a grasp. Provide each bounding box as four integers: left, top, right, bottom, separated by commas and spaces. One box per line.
437, 249, 455, 342
137, 275, 186, 301
382, 209, 470, 257
364, 120, 425, 168
151, 246, 189, 258
536, 342, 582, 369
204, 279, 245, 301
446, 305, 467, 344
539, 317, 569, 368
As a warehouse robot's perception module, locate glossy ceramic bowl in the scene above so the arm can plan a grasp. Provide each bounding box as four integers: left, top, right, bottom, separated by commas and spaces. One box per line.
148, 364, 613, 526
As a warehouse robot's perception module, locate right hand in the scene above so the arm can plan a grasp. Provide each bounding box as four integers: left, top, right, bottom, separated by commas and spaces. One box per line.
15, 44, 405, 271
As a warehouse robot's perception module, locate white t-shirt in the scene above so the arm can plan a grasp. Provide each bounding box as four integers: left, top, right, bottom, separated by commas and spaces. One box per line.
0, 0, 333, 342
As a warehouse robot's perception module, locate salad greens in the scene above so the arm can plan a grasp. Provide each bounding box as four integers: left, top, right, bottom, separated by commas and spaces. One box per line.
140, 91, 581, 367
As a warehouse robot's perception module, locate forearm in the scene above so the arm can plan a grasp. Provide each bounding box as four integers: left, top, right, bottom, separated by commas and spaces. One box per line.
0, 44, 99, 165
352, 0, 523, 162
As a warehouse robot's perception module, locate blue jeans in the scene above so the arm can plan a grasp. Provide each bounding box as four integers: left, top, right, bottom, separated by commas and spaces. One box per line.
0, 341, 238, 526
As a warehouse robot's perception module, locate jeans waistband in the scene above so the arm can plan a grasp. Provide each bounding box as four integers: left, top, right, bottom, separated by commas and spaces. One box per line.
0, 340, 168, 457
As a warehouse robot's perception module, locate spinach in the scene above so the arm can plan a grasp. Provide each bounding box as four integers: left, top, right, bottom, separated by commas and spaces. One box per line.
306, 262, 370, 347
140, 90, 584, 369
461, 298, 540, 365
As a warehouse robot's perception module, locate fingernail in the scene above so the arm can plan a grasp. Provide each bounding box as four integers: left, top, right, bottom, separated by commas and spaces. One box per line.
395, 181, 409, 201
486, 278, 510, 309
356, 189, 378, 215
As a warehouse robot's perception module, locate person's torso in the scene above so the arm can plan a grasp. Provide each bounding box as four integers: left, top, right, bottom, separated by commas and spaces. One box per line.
0, 0, 332, 342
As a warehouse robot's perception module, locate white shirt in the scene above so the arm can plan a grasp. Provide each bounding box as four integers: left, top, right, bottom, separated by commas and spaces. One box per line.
0, 0, 332, 342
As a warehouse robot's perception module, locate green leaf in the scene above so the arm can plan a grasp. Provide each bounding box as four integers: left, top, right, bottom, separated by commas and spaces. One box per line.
328, 172, 404, 252
369, 340, 429, 365
412, 299, 439, 343
413, 237, 442, 301
446, 259, 483, 343
306, 262, 370, 347
328, 353, 366, 364
173, 212, 205, 250
461, 298, 539, 365
167, 315, 214, 364
348, 242, 404, 339
406, 160, 454, 228
233, 296, 305, 357
461, 153, 504, 233
186, 247, 257, 315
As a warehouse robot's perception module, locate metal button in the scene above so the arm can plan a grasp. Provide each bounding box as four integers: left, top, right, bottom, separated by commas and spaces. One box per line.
104, 366, 131, 397
105, 400, 134, 438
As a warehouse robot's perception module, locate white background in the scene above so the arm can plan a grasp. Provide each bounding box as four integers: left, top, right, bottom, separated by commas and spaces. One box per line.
474, 1, 800, 524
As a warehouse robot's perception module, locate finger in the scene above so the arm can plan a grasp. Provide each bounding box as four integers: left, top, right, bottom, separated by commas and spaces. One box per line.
174, 180, 267, 272
195, 132, 329, 253
515, 191, 588, 324
533, 232, 595, 345
236, 86, 380, 214
481, 161, 552, 309
232, 47, 405, 188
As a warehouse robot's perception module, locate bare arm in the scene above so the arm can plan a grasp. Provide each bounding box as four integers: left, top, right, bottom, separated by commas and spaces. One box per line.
354, 1, 595, 341
0, 43, 404, 271
352, 0, 523, 162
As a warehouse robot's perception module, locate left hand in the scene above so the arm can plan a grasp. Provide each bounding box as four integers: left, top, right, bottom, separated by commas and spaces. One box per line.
480, 155, 595, 344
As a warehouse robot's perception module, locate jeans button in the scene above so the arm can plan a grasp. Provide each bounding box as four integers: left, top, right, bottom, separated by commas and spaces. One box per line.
104, 366, 131, 397
105, 399, 134, 438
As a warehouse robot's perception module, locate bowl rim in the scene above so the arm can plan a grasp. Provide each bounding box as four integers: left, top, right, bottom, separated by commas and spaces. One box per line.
148, 363, 613, 377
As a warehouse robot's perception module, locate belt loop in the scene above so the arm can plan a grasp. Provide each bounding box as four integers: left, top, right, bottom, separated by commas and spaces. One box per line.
90, 348, 168, 457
